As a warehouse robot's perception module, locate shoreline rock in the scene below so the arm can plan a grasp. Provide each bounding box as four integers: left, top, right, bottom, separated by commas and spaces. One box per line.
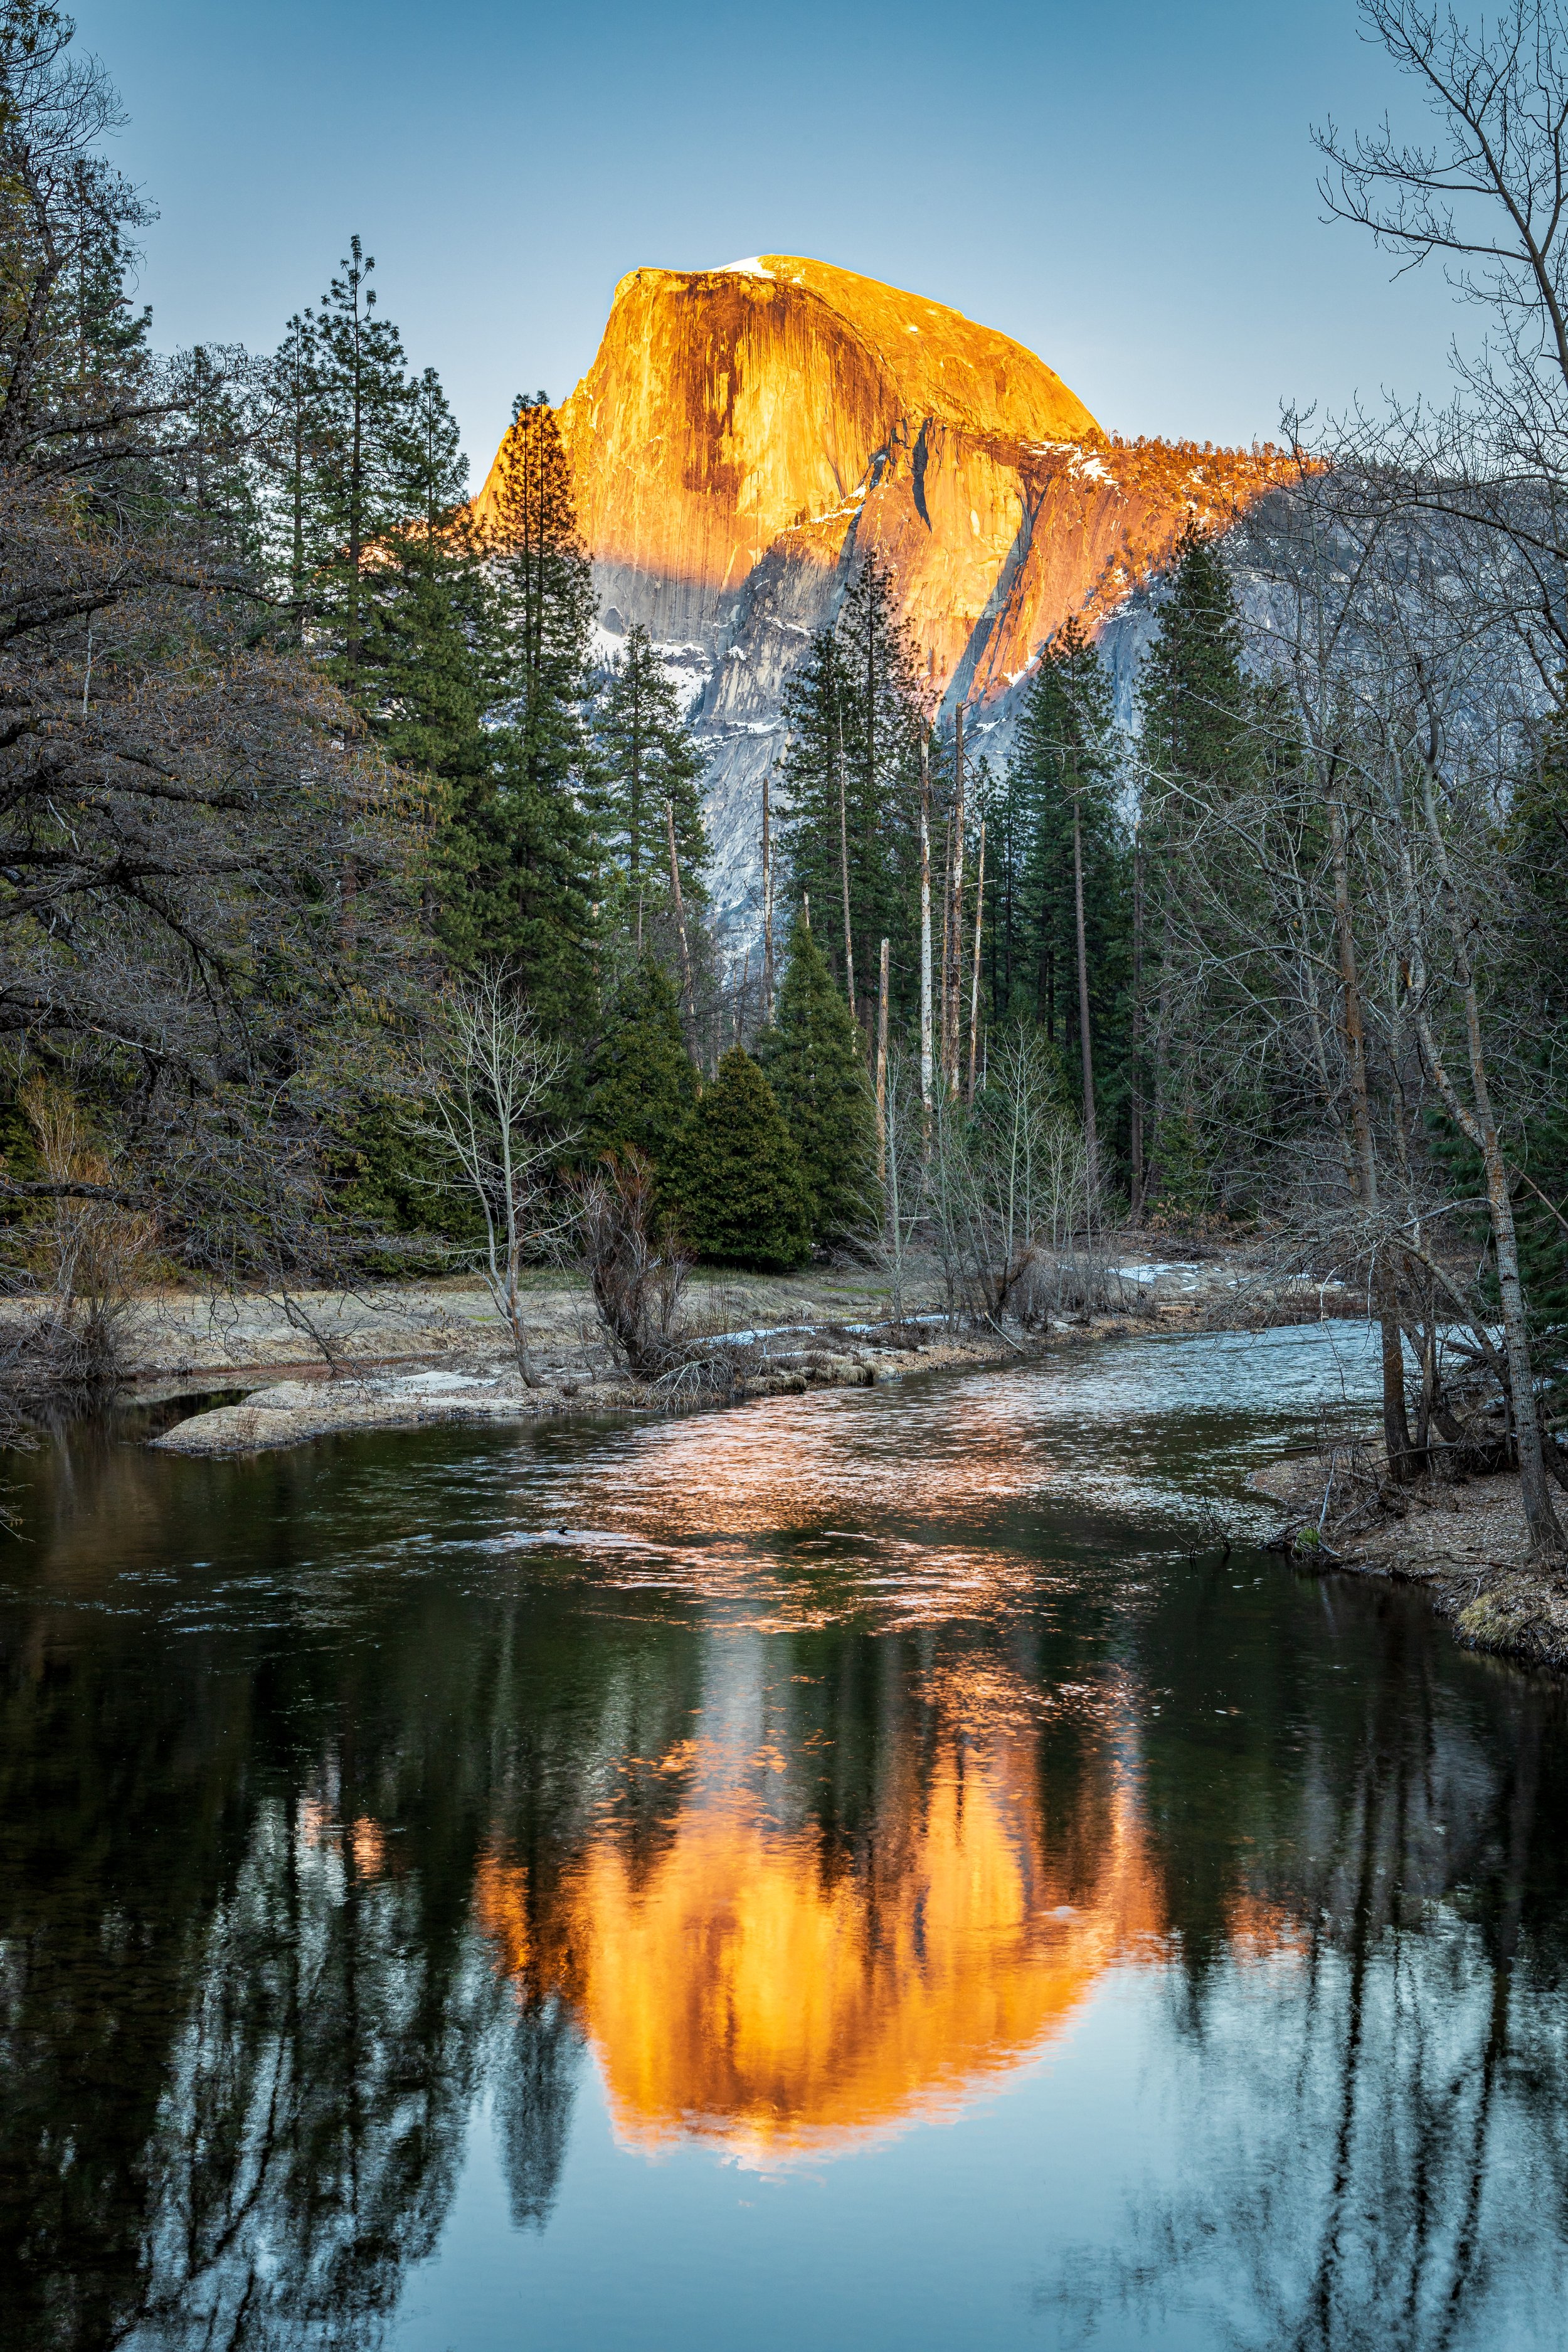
147, 1325, 1022, 1458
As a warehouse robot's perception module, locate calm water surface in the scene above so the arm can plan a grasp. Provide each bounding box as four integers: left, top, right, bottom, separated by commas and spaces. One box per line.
5, 1325, 1568, 2351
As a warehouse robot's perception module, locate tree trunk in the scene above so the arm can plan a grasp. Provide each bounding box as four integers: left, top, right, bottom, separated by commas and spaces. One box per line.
919, 738, 933, 1135
1130, 827, 1145, 1219
1151, 879, 1172, 1209
665, 798, 697, 1057
947, 706, 966, 1090
1072, 792, 1098, 1205
876, 936, 889, 1182
761, 762, 774, 1022
1329, 792, 1416, 1480
837, 700, 855, 1021
939, 818, 951, 1087
968, 817, 985, 1104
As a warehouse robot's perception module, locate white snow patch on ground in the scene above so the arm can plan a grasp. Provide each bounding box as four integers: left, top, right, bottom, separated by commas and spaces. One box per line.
721, 257, 775, 277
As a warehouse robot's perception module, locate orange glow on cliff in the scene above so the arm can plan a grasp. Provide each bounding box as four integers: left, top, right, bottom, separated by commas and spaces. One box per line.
474, 253, 1300, 711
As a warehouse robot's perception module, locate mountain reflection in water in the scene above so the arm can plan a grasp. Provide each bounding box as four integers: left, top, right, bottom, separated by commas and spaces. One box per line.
475, 1692, 1158, 2161
4, 1328, 1568, 2351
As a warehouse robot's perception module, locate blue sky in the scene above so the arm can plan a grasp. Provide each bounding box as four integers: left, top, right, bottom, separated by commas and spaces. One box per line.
82, 0, 1466, 477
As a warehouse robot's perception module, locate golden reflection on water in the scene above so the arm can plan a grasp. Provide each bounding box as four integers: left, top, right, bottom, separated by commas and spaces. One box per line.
524, 1379, 1147, 1633
475, 1659, 1163, 2164
566, 1382, 1067, 1539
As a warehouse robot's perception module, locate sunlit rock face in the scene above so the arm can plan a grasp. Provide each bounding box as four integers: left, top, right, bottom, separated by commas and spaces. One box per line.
477, 256, 1293, 922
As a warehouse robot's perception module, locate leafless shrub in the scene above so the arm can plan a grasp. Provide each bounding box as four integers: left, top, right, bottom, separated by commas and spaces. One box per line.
1009, 1246, 1155, 1327
571, 1151, 690, 1377
0, 1077, 161, 1428
868, 1051, 928, 1325
926, 1029, 1096, 1323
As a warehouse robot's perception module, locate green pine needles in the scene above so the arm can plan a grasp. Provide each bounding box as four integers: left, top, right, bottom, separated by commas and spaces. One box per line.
668, 1049, 812, 1271
758, 919, 881, 1243
584, 963, 699, 1170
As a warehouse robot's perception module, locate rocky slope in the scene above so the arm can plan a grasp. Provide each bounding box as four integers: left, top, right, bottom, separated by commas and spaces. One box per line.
477, 257, 1296, 924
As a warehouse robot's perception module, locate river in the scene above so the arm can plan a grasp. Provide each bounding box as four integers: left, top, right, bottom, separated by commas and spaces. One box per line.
4, 1324, 1568, 2351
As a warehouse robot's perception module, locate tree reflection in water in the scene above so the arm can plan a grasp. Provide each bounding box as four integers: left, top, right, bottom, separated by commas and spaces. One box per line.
2, 1396, 1568, 2348
1037, 1569, 1568, 2349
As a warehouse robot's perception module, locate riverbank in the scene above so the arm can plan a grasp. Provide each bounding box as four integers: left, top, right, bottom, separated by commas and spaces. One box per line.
120, 1239, 1262, 1457
0, 1231, 1374, 1459
1253, 1454, 1568, 1671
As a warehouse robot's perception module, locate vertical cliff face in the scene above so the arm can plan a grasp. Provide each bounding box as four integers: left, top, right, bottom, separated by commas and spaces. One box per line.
476, 257, 1291, 922
477, 255, 1099, 650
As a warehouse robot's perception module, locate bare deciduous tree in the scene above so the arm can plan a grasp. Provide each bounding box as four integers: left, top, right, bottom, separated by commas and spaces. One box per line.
415, 974, 573, 1386
926, 1028, 1094, 1325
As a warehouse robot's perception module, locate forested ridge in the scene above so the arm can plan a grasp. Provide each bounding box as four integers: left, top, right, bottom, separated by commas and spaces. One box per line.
5, 0, 1568, 1559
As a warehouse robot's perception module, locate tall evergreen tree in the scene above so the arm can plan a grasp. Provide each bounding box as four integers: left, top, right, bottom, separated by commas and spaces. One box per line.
757, 918, 881, 1241
995, 618, 1130, 1143
1138, 526, 1253, 785
485, 396, 596, 786
435, 394, 601, 1037
593, 622, 706, 953
262, 312, 322, 637
583, 963, 699, 1169
1136, 526, 1255, 1207
351, 368, 499, 789
779, 558, 924, 1027
305, 236, 421, 694
668, 1049, 812, 1270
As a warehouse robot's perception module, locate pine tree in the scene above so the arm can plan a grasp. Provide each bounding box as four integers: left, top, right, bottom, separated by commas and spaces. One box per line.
584, 963, 699, 1168
668, 1049, 812, 1270
779, 558, 924, 1028
757, 918, 881, 1241
1136, 527, 1255, 1206
437, 723, 599, 1046
1138, 526, 1252, 784
485, 396, 596, 788
436, 393, 602, 1037
162, 343, 260, 565
305, 236, 421, 694
997, 618, 1130, 1149
262, 312, 322, 637
352, 367, 500, 789
36, 146, 153, 435
594, 622, 707, 952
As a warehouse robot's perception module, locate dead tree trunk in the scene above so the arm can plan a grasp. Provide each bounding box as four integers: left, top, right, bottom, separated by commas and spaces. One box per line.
967, 817, 986, 1104
919, 736, 933, 1136
1408, 767, 1562, 1556
837, 701, 855, 1022
946, 706, 966, 1090
1071, 792, 1098, 1204
876, 936, 889, 1182
1329, 789, 1416, 1480
761, 762, 775, 1022
665, 797, 697, 1058
1130, 827, 1145, 1219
